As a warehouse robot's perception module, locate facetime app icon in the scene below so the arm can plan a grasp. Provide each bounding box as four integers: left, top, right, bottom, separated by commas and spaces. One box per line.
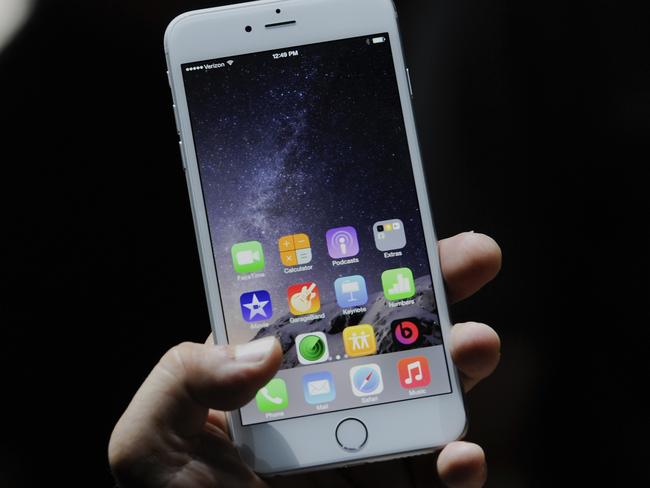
231, 241, 265, 273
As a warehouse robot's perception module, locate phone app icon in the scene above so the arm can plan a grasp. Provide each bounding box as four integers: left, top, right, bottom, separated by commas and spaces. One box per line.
288, 282, 320, 315
381, 267, 415, 301
373, 219, 407, 251
343, 324, 377, 357
255, 378, 288, 412
278, 233, 312, 267
239, 290, 272, 322
325, 226, 359, 259
391, 318, 423, 348
334, 275, 368, 308
302, 371, 336, 404
397, 356, 431, 389
296, 332, 329, 365
349, 364, 384, 397
231, 241, 265, 273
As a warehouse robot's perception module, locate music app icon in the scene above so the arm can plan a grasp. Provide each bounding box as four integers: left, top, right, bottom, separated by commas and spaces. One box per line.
397, 356, 431, 389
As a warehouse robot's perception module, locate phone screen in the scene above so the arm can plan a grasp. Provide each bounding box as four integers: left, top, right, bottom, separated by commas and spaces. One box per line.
181, 33, 452, 426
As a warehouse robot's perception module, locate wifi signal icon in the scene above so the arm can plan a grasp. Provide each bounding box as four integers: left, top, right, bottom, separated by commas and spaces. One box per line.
227, 60, 234, 66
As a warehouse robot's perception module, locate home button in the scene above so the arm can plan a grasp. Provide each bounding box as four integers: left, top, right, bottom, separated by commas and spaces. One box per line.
335, 418, 368, 452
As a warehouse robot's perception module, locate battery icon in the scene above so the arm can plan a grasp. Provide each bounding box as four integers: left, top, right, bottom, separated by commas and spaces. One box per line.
372, 36, 386, 44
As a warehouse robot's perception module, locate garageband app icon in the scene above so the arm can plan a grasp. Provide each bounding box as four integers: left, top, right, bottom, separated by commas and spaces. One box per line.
239, 290, 272, 322
278, 233, 312, 267
397, 356, 431, 389
373, 219, 406, 251
326, 226, 359, 259
287, 282, 320, 315
390, 318, 424, 349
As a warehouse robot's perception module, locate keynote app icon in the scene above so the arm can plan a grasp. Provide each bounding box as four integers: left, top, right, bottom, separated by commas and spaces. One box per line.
326, 226, 359, 259
334, 275, 368, 308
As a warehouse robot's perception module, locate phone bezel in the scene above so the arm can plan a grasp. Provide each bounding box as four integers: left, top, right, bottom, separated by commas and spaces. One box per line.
165, 0, 466, 475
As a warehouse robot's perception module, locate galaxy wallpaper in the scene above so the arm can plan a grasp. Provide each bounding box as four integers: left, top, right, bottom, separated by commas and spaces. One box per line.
182, 34, 443, 363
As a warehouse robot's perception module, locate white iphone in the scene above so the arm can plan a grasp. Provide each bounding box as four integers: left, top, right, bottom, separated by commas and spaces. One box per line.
164, 0, 466, 475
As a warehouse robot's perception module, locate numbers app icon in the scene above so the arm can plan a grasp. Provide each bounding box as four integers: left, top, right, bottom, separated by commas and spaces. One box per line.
381, 267, 415, 301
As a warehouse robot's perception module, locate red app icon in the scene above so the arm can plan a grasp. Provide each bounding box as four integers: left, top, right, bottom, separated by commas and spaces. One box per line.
397, 356, 431, 389
287, 282, 320, 315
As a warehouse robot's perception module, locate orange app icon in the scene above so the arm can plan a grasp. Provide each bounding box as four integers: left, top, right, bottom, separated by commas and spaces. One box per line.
343, 324, 376, 357
288, 282, 320, 315
278, 233, 312, 267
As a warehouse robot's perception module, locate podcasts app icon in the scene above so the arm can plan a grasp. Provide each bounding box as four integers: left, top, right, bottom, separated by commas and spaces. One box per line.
325, 226, 359, 259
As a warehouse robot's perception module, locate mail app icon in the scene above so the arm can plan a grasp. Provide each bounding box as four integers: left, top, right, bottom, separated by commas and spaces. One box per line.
308, 379, 331, 396
302, 371, 336, 405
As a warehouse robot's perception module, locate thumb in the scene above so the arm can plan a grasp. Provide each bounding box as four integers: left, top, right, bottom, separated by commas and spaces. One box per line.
111, 337, 282, 443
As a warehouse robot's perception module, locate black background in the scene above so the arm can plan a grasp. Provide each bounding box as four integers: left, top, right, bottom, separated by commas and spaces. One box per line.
1, 0, 648, 486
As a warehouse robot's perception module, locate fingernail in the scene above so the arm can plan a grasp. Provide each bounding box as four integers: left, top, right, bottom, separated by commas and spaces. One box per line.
234, 337, 276, 363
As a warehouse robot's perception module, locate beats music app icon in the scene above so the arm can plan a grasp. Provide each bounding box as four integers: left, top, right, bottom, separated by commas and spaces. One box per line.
391, 318, 423, 350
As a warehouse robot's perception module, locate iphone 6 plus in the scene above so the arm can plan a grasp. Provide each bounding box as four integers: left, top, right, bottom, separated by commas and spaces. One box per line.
164, 0, 466, 475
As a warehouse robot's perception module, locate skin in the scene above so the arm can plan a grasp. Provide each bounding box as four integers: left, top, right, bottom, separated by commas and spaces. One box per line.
109, 231, 502, 487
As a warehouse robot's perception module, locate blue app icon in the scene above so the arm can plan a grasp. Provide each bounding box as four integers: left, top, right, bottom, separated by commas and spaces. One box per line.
302, 371, 336, 405
334, 275, 368, 308
240, 290, 272, 322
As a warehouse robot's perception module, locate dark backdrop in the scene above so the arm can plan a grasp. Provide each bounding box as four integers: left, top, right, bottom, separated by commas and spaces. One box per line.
1, 1, 648, 486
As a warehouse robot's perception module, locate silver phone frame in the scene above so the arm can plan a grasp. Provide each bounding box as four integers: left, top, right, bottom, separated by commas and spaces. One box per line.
164, 0, 466, 475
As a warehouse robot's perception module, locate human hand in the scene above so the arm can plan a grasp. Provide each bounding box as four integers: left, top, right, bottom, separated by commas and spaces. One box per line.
109, 231, 501, 488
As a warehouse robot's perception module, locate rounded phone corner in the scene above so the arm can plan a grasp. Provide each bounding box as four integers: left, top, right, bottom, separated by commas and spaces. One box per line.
163, 11, 191, 54
454, 414, 470, 442
448, 405, 470, 444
